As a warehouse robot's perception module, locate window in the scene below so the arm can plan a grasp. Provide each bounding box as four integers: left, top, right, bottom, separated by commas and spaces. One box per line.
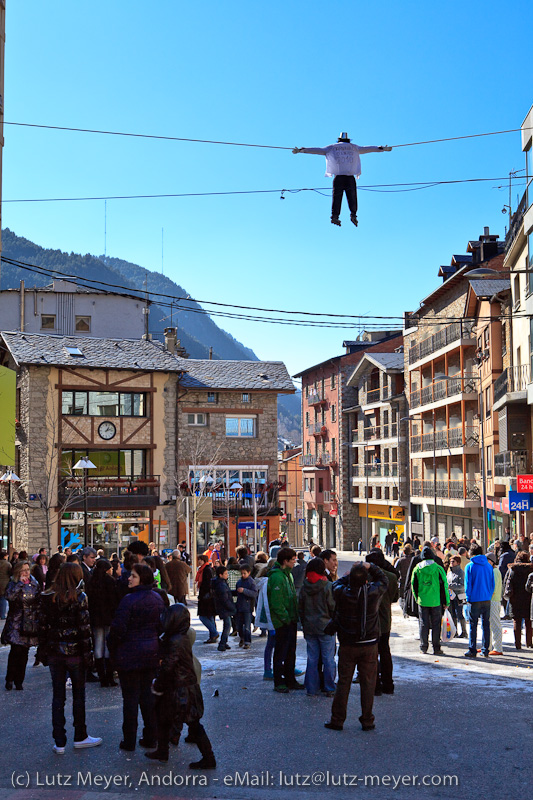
242, 393, 251, 403
392, 487, 398, 501
41, 315, 56, 330
514, 274, 520, 309
61, 448, 147, 478
376, 487, 382, 500
502, 322, 507, 356
306, 441, 311, 454
318, 478, 324, 493
310, 478, 315, 493
486, 445, 493, 477
188, 413, 206, 426
305, 385, 309, 398
225, 416, 256, 437
62, 391, 146, 417
331, 373, 336, 389
304, 478, 310, 492
207, 392, 218, 404
331, 404, 336, 423
384, 487, 390, 500
75, 316, 91, 332
352, 485, 359, 498
485, 386, 491, 417
529, 232, 533, 295
305, 412, 309, 427
331, 438, 336, 459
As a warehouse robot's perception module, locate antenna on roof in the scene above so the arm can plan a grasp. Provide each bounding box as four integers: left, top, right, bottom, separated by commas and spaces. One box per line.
161, 227, 164, 275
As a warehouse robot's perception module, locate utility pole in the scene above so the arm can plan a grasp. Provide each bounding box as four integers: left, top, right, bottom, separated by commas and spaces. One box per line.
0, 1, 6, 283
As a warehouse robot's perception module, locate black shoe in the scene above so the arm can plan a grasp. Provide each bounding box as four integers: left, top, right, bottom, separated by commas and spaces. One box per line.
189, 756, 216, 769
14, 684, 23, 690
433, 649, 444, 656
331, 216, 341, 227
5, 681, 13, 691
86, 672, 99, 683
350, 213, 358, 227
362, 724, 376, 731
382, 688, 394, 695
464, 651, 477, 658
420, 647, 428, 654
287, 682, 305, 691
204, 637, 219, 644
119, 741, 135, 752
324, 721, 343, 731
145, 750, 168, 763
139, 738, 157, 748
274, 684, 290, 694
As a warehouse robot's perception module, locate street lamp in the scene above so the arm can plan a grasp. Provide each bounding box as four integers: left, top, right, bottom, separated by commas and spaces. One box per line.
230, 482, 243, 548
435, 372, 488, 549
0, 469, 20, 554
73, 457, 96, 547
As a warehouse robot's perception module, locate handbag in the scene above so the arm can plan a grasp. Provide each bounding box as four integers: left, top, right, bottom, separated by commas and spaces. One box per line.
20, 609, 38, 637
440, 608, 456, 642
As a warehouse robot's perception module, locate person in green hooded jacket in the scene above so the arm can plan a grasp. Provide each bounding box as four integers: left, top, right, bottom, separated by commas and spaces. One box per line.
267, 547, 302, 693
411, 546, 450, 655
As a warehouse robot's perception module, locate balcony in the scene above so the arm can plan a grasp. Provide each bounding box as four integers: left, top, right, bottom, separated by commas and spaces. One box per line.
308, 390, 326, 405
493, 365, 530, 404
58, 475, 160, 511
362, 422, 399, 441
299, 452, 331, 468
410, 425, 479, 453
364, 386, 389, 404
352, 463, 399, 478
408, 320, 475, 365
494, 450, 528, 478
505, 188, 528, 250
410, 478, 480, 501
410, 376, 476, 409
308, 423, 327, 437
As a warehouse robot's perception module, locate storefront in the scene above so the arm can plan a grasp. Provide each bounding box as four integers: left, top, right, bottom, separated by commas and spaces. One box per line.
61, 511, 169, 554
358, 503, 406, 547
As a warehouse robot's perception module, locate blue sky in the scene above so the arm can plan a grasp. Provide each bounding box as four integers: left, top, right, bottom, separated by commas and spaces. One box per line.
2, 0, 532, 378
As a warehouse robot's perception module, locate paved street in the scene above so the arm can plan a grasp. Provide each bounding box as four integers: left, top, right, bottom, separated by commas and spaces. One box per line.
1, 554, 532, 800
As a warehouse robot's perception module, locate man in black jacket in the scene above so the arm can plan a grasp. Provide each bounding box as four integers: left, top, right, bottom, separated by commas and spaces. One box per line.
211, 566, 237, 652
325, 562, 388, 732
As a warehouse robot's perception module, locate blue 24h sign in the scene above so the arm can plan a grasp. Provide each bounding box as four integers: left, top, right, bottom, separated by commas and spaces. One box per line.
509, 491, 531, 512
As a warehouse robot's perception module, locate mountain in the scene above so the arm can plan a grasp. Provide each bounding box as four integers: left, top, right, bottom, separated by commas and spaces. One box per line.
0, 228, 301, 444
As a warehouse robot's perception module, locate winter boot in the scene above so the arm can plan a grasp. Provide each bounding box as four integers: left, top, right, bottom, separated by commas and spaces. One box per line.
145, 748, 169, 763
95, 659, 107, 687
189, 730, 216, 770
350, 213, 358, 227
104, 660, 118, 687
331, 216, 341, 227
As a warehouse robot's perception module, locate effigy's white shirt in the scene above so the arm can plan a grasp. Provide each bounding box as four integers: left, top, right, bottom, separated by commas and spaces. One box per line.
300, 142, 383, 177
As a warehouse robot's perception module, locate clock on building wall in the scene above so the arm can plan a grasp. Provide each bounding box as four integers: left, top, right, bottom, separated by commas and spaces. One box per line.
98, 421, 117, 440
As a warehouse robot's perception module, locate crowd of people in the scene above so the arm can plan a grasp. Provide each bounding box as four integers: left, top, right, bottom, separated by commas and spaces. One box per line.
1, 526, 532, 754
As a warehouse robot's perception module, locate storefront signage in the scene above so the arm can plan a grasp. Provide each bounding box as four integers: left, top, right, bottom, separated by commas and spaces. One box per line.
509, 491, 531, 511
359, 503, 405, 522
517, 475, 533, 492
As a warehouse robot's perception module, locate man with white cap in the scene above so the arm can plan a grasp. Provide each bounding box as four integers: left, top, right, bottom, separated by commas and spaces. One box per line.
292, 132, 392, 227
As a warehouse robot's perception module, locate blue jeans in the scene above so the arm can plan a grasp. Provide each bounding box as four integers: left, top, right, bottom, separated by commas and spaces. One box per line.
305, 634, 336, 694
92, 626, 110, 659
236, 610, 252, 644
199, 615, 218, 639
218, 616, 232, 648
0, 595, 8, 619
468, 600, 491, 655
49, 656, 87, 747
264, 630, 275, 672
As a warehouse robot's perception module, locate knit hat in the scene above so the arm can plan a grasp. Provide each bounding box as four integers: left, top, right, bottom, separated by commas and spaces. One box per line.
421, 546, 435, 561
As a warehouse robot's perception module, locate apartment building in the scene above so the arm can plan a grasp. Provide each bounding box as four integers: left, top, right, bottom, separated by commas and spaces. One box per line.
345, 350, 408, 548
404, 230, 505, 544
295, 331, 402, 550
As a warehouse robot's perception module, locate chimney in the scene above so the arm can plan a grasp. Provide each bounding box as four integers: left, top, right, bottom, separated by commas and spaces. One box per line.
164, 327, 177, 354
209, 347, 213, 360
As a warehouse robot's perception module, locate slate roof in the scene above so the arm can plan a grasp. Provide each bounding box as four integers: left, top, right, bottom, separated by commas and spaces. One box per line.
0, 332, 184, 372
468, 279, 510, 297
176, 358, 295, 392
365, 352, 405, 370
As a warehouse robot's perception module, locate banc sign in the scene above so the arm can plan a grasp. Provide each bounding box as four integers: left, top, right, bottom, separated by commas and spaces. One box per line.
517, 475, 533, 493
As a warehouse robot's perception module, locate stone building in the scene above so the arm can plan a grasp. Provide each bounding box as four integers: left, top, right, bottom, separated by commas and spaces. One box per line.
344, 350, 408, 548
175, 358, 295, 555
0, 331, 183, 554
278, 446, 303, 548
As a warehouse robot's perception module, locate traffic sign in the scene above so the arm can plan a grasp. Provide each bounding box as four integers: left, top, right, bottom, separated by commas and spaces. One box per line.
517, 475, 533, 492
509, 491, 531, 511
298, 518, 305, 525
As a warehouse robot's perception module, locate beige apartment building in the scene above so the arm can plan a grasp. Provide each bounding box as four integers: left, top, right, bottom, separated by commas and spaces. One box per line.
404, 230, 505, 543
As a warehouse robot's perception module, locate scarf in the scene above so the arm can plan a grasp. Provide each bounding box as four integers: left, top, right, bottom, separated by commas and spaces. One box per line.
195, 562, 208, 585
306, 572, 327, 584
